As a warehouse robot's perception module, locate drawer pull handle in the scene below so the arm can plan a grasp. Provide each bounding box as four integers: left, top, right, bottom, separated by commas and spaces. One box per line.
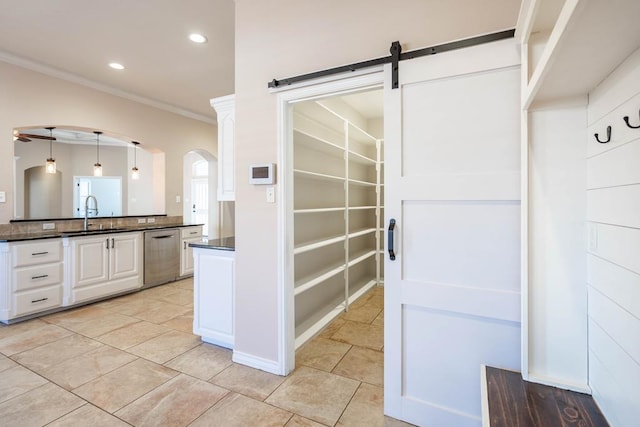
31, 251, 49, 256
106, 238, 109, 249
31, 297, 49, 303
111, 238, 115, 249
31, 274, 49, 280
189, 231, 198, 234
184, 241, 187, 250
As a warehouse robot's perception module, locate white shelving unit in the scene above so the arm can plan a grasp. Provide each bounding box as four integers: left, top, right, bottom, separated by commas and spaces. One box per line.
293, 99, 383, 349
517, 0, 640, 410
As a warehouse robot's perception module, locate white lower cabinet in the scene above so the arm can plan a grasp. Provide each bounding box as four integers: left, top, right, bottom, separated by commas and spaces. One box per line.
0, 239, 63, 322
193, 246, 234, 349
67, 232, 142, 305
180, 226, 202, 277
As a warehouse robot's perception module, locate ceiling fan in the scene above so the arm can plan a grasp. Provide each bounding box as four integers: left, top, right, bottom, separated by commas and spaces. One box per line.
13, 130, 56, 143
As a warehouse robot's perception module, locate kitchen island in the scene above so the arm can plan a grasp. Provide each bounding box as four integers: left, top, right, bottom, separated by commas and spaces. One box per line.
191, 237, 235, 349
0, 223, 202, 323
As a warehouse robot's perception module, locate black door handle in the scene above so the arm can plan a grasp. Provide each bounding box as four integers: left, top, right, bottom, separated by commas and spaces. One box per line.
388, 218, 396, 261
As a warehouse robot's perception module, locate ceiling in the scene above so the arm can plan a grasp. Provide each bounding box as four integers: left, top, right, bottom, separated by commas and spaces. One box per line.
0, 0, 235, 123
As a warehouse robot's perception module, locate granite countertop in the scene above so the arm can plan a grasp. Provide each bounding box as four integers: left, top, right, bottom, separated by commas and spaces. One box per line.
0, 224, 203, 243
189, 236, 235, 251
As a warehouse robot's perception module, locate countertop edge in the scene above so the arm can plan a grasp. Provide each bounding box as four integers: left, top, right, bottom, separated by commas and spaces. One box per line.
0, 224, 204, 243
189, 237, 235, 251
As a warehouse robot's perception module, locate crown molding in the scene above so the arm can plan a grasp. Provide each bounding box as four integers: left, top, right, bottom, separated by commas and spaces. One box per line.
0, 50, 216, 125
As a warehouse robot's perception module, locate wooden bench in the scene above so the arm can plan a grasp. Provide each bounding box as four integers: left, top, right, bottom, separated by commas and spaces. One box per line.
481, 366, 609, 426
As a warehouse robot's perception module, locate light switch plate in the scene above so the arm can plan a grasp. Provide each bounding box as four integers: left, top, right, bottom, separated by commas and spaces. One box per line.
138, 218, 146, 224
266, 186, 275, 203
147, 217, 156, 223
0, 191, 5, 203
42, 223, 55, 230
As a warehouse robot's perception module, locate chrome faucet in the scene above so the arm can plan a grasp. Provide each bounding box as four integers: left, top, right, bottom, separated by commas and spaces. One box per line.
84, 195, 99, 230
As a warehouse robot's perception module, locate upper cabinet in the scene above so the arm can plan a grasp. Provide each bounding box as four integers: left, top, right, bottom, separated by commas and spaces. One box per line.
210, 95, 236, 201
518, 0, 640, 108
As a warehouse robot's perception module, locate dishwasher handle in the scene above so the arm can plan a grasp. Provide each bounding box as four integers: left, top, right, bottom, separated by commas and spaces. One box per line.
151, 234, 175, 239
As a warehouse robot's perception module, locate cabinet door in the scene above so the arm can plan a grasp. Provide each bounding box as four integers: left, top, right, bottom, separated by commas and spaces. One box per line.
193, 249, 234, 348
180, 237, 200, 276
211, 94, 235, 201
74, 236, 109, 288
109, 233, 141, 280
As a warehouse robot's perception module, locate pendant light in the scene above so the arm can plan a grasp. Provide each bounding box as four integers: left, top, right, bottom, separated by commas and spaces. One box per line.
45, 127, 56, 174
93, 131, 103, 176
131, 141, 140, 180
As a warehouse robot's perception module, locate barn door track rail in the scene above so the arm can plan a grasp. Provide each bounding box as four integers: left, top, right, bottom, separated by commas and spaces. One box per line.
267, 29, 515, 90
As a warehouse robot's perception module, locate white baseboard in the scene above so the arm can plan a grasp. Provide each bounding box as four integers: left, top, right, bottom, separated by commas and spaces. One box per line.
232, 350, 285, 376
526, 373, 592, 394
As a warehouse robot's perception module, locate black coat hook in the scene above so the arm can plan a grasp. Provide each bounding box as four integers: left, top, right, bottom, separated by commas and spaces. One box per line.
623, 110, 640, 129
594, 126, 611, 143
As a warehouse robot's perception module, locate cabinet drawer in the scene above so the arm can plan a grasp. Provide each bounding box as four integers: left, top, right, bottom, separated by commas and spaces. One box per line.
181, 227, 202, 239
12, 240, 62, 267
13, 286, 61, 317
14, 263, 63, 292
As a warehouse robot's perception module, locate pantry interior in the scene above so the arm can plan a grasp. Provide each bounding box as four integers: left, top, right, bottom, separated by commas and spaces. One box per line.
290, 89, 384, 349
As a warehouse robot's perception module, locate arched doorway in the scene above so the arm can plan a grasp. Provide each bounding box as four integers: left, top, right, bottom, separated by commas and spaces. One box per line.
183, 150, 218, 239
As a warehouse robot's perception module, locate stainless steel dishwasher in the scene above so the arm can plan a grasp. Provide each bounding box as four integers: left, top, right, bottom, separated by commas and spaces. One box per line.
144, 229, 180, 288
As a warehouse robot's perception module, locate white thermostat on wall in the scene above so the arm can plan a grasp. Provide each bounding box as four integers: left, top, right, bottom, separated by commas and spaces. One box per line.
249, 163, 276, 185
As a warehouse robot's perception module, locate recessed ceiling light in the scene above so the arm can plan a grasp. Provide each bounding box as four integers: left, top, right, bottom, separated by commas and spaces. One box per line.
109, 62, 125, 70
189, 33, 207, 44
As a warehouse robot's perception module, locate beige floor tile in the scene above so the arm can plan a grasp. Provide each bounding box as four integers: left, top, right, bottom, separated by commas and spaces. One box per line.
47, 403, 130, 426
95, 321, 170, 350
12, 334, 103, 372
126, 329, 200, 364
285, 414, 328, 427
115, 373, 229, 426
153, 288, 194, 306
43, 305, 112, 328
138, 284, 181, 300
0, 353, 17, 372
0, 382, 85, 427
0, 318, 47, 339
342, 303, 383, 324
265, 366, 359, 426
385, 416, 417, 426
336, 383, 384, 427
63, 313, 141, 338
318, 317, 346, 339
169, 278, 194, 290
41, 346, 138, 390
0, 365, 48, 404
131, 303, 192, 324
372, 310, 384, 327
296, 338, 351, 372
165, 343, 232, 380
72, 358, 178, 413
161, 313, 194, 333
0, 323, 73, 356
330, 321, 384, 350
333, 346, 383, 386
211, 363, 286, 401
90, 291, 143, 311
191, 392, 292, 427
104, 297, 173, 317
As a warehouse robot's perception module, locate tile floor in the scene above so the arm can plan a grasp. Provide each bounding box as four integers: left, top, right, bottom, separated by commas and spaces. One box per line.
0, 280, 413, 426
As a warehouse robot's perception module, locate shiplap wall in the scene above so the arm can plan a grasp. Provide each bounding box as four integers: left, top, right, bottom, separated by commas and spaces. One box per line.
587, 48, 640, 427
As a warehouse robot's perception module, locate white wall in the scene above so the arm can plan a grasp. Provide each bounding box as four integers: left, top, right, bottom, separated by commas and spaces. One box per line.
0, 61, 216, 224
528, 104, 588, 390
234, 0, 520, 368
586, 48, 640, 427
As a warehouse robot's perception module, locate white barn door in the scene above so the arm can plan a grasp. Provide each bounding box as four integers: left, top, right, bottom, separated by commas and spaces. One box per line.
384, 39, 521, 426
